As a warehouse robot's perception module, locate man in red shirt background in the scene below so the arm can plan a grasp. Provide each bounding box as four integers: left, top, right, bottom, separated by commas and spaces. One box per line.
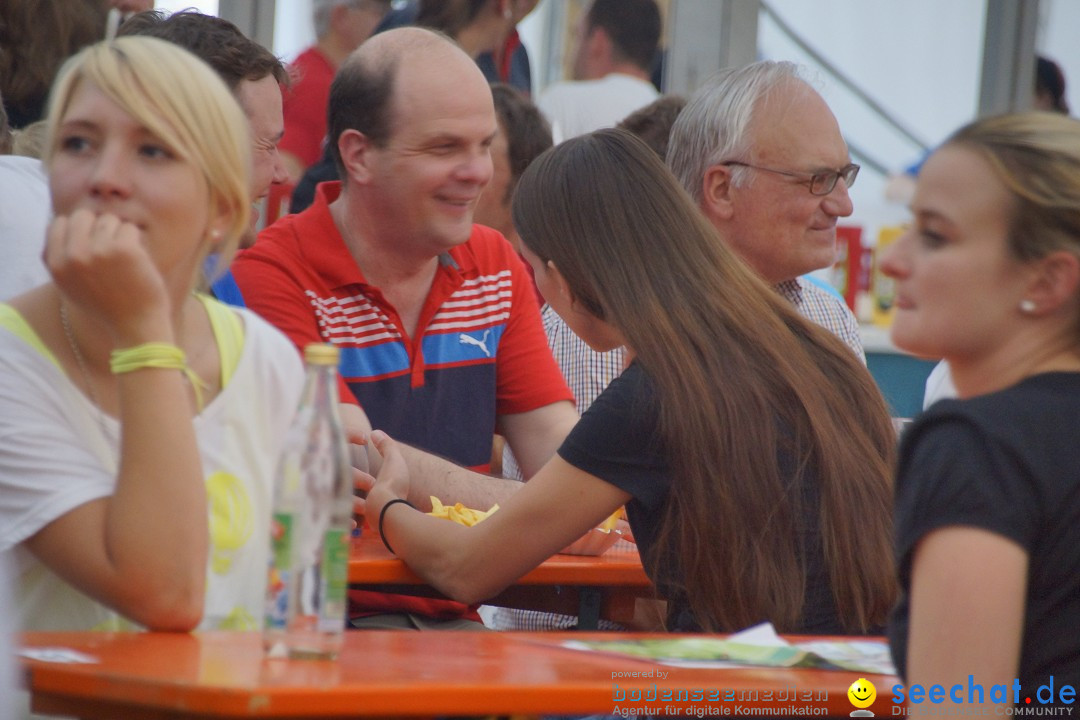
280, 0, 392, 183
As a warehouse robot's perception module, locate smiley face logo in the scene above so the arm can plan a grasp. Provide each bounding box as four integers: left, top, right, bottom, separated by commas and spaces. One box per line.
848, 677, 877, 709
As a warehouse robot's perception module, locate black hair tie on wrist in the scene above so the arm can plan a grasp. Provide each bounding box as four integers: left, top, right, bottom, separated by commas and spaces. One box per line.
378, 498, 416, 555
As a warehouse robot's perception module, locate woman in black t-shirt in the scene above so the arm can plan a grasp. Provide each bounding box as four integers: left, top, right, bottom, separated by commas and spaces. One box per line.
882, 112, 1080, 706
366, 129, 897, 635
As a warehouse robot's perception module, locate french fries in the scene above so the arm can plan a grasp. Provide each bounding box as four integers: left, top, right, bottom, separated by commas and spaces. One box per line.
598, 506, 625, 532
428, 496, 499, 527
426, 497, 625, 534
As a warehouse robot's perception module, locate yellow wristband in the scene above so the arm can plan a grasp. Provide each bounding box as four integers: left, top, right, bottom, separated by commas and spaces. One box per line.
110, 342, 208, 411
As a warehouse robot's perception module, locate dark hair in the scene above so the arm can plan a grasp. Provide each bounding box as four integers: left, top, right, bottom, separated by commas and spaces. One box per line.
326, 51, 397, 178
491, 83, 552, 203
585, 0, 661, 73
0, 0, 107, 128
616, 93, 686, 159
1036, 55, 1069, 114
513, 129, 896, 633
118, 10, 287, 91
416, 0, 489, 38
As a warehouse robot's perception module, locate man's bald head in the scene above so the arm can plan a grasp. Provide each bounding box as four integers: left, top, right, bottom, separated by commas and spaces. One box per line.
327, 27, 485, 178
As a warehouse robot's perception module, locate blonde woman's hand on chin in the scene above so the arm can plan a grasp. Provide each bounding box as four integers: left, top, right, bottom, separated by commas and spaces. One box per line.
44, 209, 172, 344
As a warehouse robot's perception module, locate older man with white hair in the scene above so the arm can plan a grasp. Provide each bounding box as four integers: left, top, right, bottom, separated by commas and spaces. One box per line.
666, 60, 865, 360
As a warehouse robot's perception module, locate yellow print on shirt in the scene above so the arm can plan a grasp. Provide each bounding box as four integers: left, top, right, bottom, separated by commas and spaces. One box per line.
216, 606, 258, 630
206, 471, 253, 575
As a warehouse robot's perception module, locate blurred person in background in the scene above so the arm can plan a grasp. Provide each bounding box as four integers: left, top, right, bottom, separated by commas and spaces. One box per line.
1034, 55, 1068, 114
618, 94, 686, 161
474, 83, 552, 260
109, 0, 152, 10
0, 89, 51, 299
417, 0, 537, 93
477, 0, 539, 95
538, 0, 661, 141
417, 0, 517, 67
383, 0, 535, 93
0, 0, 109, 128
279, 0, 393, 184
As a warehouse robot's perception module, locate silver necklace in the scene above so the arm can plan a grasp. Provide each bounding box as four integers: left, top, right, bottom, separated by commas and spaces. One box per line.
58, 299, 117, 444
59, 300, 103, 411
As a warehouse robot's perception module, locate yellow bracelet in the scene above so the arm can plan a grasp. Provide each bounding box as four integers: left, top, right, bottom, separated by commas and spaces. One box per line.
109, 342, 209, 411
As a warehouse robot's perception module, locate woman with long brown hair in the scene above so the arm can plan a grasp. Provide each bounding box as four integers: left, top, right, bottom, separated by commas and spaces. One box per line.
366, 129, 896, 634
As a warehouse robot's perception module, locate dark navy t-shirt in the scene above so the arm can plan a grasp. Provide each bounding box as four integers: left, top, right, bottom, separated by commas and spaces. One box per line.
558, 362, 841, 633
889, 373, 1080, 696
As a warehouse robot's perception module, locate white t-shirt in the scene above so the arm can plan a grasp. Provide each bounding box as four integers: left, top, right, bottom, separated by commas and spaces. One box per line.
538, 73, 660, 142
923, 359, 957, 409
0, 156, 50, 300
0, 300, 304, 632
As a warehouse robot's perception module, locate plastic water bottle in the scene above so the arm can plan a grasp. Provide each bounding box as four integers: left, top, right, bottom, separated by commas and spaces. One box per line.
264, 343, 354, 659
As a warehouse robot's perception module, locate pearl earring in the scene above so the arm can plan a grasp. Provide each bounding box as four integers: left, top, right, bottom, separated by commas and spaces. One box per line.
1019, 299, 1037, 313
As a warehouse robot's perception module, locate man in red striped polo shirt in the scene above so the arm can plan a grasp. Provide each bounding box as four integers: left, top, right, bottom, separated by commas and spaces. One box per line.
232, 27, 577, 629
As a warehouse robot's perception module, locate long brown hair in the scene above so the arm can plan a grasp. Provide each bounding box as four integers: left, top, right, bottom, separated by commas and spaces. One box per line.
513, 129, 896, 633
0, 0, 107, 128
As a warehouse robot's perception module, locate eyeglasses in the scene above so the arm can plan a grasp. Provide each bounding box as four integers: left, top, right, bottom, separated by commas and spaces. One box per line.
722, 161, 860, 196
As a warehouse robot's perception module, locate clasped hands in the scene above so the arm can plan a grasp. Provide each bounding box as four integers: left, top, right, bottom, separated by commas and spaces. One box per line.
349, 429, 409, 532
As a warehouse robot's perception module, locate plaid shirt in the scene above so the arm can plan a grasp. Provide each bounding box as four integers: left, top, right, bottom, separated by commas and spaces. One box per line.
776, 277, 866, 364
541, 305, 628, 410
500, 306, 626, 482
493, 307, 627, 630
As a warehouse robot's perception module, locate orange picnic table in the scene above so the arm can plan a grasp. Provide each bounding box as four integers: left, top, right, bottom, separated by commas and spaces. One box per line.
349, 533, 651, 628
19, 629, 899, 718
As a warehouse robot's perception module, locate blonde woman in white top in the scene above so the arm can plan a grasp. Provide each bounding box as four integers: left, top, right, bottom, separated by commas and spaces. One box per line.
0, 36, 303, 633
